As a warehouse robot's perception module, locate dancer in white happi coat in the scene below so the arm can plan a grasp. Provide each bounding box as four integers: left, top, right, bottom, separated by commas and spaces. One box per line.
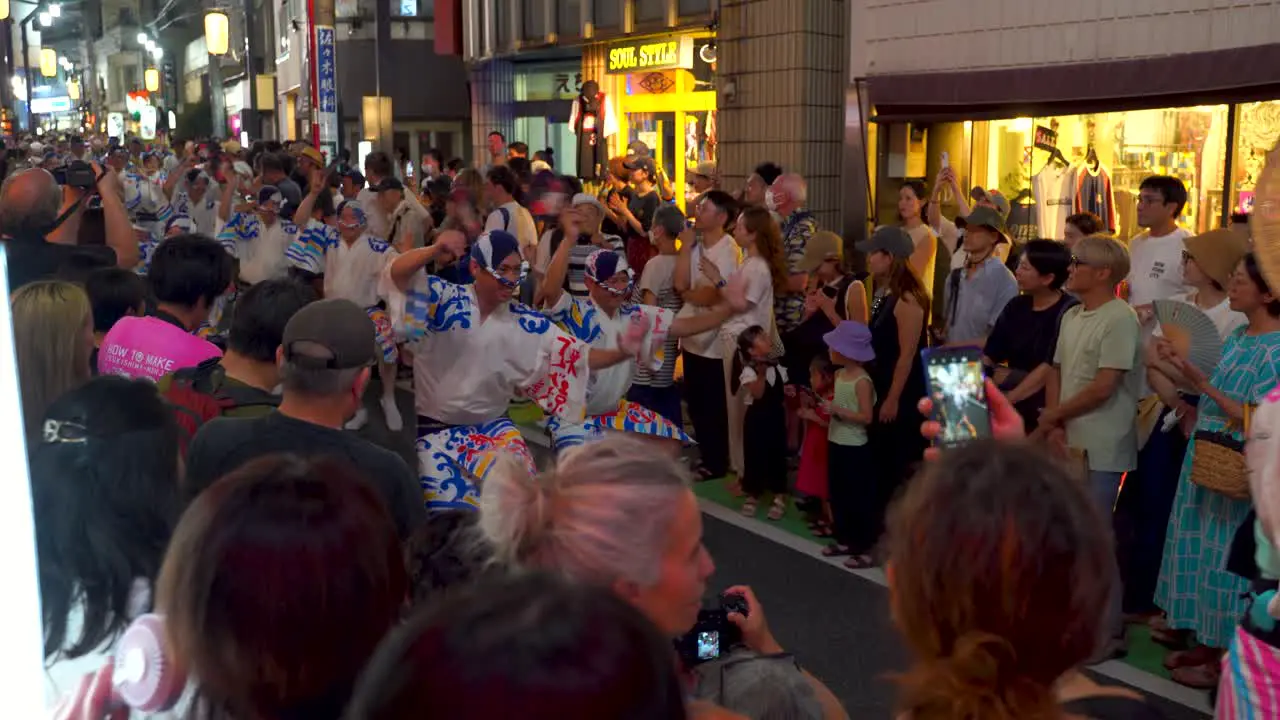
383, 229, 640, 510
216, 183, 300, 286
287, 184, 404, 431
538, 207, 733, 452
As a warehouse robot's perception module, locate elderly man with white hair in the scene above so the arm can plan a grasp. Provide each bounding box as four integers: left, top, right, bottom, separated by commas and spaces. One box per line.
768, 172, 819, 384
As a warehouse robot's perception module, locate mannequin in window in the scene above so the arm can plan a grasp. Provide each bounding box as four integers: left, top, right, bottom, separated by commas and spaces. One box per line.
569, 80, 616, 181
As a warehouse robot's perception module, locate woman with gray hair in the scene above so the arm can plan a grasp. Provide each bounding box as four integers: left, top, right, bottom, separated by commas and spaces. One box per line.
480, 435, 849, 720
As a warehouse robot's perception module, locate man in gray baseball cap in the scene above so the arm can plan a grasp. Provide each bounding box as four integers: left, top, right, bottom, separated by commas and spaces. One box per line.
182, 298, 426, 539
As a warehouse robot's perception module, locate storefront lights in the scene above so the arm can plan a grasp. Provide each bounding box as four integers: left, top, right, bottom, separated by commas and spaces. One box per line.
136, 32, 147, 44
38, 48, 56, 78
144, 67, 159, 92
151, 47, 162, 60
205, 10, 230, 56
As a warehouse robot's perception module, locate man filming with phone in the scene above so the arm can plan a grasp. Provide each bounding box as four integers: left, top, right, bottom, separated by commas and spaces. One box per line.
0, 160, 138, 288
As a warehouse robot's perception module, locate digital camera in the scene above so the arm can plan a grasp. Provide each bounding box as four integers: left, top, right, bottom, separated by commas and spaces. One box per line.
53, 160, 97, 189
674, 592, 748, 667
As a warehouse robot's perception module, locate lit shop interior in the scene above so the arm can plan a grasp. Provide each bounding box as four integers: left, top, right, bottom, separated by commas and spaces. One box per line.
869, 103, 1280, 242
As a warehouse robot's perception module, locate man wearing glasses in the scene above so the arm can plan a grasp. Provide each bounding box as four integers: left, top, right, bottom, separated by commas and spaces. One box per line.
1127, 176, 1192, 329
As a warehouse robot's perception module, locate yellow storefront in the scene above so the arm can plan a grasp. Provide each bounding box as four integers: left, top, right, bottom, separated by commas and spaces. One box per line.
595, 32, 717, 211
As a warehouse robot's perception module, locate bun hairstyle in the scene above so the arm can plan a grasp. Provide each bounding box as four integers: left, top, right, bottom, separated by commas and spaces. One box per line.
887, 441, 1114, 720
479, 435, 691, 589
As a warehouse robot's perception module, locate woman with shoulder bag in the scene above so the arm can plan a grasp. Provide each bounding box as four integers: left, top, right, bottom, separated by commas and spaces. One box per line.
1154, 252, 1280, 688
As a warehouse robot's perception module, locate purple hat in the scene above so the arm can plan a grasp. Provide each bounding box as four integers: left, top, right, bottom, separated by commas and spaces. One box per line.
823, 321, 875, 362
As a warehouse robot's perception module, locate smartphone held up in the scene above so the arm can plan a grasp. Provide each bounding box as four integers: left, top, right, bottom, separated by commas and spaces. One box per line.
920, 346, 992, 448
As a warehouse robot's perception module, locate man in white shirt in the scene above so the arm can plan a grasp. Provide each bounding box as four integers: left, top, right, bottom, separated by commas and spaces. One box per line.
1127, 175, 1192, 328
675, 190, 743, 480
483, 165, 538, 262
373, 177, 432, 250
357, 150, 395, 240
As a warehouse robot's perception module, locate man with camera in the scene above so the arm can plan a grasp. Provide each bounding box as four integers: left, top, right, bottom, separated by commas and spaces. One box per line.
0, 159, 138, 289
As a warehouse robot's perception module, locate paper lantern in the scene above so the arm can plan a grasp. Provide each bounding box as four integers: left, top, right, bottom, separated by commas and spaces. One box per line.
67, 79, 79, 101
144, 67, 159, 92
0, 0, 11, 22
205, 10, 230, 56
39, 48, 56, 78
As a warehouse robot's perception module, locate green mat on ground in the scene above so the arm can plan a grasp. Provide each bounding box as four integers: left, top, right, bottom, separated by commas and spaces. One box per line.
692, 475, 1172, 680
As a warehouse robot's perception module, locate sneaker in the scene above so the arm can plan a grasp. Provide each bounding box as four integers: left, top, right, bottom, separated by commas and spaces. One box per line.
345, 407, 369, 431
381, 396, 403, 431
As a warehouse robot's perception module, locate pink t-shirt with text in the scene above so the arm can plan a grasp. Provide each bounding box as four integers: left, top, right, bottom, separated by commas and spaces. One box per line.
98, 316, 222, 382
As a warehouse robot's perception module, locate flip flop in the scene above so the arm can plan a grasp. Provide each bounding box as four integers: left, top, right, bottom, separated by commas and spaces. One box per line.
740, 499, 758, 517
822, 544, 853, 557
843, 555, 876, 570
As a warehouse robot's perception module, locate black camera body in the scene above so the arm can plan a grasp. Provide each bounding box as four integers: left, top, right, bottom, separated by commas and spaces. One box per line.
53, 161, 97, 189
674, 592, 748, 667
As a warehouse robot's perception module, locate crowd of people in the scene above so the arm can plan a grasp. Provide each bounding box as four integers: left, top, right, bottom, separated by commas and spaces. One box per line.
5, 126, 1280, 720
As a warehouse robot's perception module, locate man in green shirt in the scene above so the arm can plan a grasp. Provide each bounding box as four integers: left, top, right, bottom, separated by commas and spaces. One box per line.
1039, 235, 1141, 511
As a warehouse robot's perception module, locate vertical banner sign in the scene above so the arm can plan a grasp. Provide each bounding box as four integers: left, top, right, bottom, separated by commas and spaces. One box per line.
315, 25, 339, 164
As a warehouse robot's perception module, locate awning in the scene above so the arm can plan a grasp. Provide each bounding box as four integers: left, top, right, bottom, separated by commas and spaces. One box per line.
865, 44, 1280, 122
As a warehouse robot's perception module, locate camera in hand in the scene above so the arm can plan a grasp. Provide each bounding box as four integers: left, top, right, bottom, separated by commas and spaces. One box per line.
675, 592, 748, 667
53, 160, 97, 189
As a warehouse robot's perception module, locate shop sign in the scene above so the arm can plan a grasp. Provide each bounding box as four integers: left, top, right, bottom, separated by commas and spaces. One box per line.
606, 36, 694, 75
30, 96, 71, 114
107, 113, 124, 138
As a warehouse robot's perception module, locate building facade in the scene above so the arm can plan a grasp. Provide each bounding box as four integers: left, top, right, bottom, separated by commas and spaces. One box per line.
272, 0, 469, 162
460, 0, 848, 224
847, 0, 1280, 243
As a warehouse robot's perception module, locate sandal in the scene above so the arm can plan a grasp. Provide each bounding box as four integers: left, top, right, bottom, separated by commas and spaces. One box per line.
843, 554, 876, 570
1163, 645, 1220, 670
766, 497, 787, 521
691, 464, 716, 482
812, 524, 833, 538
740, 499, 758, 517
822, 544, 853, 557
1150, 626, 1192, 650
1170, 662, 1221, 690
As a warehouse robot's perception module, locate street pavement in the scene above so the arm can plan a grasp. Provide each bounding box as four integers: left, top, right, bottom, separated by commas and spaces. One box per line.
361, 385, 1210, 719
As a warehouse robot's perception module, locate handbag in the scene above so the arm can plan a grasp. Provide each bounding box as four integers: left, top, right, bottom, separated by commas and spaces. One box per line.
1190, 405, 1253, 500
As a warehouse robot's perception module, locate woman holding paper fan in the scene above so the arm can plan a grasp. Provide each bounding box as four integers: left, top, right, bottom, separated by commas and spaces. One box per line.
1120, 229, 1248, 624
1155, 252, 1280, 688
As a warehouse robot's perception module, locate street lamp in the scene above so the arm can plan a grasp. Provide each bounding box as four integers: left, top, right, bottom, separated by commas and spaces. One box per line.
151, 47, 162, 60
136, 32, 147, 44
37, 11, 50, 26
144, 67, 159, 92
38, 48, 56, 77
48, 3, 59, 17
204, 10, 229, 56
67, 79, 79, 101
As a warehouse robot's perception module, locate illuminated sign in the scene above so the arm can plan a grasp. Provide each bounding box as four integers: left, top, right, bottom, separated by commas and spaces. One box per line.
29, 96, 71, 114
606, 36, 694, 75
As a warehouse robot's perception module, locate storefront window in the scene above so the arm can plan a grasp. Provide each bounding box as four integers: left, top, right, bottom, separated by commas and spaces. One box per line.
593, 0, 619, 31
601, 32, 716, 210
882, 105, 1231, 243
635, 0, 664, 23
1231, 101, 1280, 214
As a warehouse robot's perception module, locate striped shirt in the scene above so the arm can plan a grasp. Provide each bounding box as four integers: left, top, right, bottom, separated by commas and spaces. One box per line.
631, 254, 682, 387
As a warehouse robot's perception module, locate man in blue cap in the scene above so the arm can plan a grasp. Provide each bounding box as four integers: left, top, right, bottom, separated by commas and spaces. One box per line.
539, 211, 734, 451
385, 228, 637, 509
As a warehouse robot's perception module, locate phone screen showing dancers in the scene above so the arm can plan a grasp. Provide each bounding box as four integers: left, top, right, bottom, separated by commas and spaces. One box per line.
922, 347, 992, 447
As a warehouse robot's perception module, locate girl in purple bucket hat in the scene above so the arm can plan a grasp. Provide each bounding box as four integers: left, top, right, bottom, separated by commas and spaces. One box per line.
821, 321, 880, 569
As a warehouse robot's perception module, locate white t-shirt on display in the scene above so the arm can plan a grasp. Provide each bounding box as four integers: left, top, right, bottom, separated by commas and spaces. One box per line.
1127, 227, 1192, 309
678, 234, 743, 359
1032, 164, 1075, 240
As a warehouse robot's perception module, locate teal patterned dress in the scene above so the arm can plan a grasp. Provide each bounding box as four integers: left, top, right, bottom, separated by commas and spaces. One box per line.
1156, 327, 1280, 648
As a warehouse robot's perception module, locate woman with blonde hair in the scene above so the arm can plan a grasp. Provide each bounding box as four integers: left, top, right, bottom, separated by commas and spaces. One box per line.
479, 435, 847, 720
12, 280, 93, 440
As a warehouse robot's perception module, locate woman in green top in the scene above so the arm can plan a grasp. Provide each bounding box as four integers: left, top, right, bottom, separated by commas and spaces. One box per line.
820, 321, 878, 569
